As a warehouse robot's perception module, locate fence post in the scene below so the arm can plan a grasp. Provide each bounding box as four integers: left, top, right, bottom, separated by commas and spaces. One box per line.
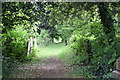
112, 57, 120, 78
27, 37, 33, 57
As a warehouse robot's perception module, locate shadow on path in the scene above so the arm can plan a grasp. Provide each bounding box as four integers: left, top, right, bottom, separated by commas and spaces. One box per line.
9, 57, 73, 78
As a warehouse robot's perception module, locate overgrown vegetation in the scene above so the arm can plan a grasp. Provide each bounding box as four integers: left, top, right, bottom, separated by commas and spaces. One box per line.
1, 2, 120, 78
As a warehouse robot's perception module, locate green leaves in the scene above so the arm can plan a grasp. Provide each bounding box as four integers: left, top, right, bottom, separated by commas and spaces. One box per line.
2, 24, 29, 61
2, 2, 120, 78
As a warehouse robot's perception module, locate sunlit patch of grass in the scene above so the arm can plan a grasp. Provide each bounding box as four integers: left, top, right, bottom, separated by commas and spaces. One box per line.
36, 43, 68, 58
57, 46, 71, 59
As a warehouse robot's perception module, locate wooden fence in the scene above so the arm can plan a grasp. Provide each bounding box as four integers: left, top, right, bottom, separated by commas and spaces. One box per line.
27, 37, 37, 56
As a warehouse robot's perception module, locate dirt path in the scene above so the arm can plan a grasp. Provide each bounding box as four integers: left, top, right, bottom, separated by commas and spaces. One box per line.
10, 57, 80, 78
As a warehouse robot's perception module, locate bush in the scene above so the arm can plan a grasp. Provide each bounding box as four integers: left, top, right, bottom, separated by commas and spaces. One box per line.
2, 25, 30, 78
69, 23, 119, 78
2, 26, 29, 60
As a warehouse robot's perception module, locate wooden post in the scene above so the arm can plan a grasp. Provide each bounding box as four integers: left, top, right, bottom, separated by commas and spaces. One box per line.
112, 57, 120, 78
27, 38, 31, 56
27, 37, 33, 57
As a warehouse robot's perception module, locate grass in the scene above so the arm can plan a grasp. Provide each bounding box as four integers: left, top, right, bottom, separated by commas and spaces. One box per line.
36, 43, 69, 59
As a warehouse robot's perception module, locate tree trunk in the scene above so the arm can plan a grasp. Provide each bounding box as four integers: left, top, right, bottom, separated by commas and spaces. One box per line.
98, 3, 116, 45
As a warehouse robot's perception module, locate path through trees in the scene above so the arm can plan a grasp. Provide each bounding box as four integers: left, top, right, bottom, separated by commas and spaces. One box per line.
2, 2, 119, 78
9, 57, 85, 78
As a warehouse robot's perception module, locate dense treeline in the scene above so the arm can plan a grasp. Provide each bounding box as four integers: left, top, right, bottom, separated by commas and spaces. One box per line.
1, 2, 120, 78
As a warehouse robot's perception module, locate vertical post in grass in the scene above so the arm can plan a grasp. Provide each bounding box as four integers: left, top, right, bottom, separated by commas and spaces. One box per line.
116, 57, 120, 70
112, 57, 120, 78
27, 37, 33, 57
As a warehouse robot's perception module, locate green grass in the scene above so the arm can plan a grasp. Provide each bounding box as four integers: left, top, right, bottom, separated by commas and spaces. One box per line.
36, 43, 69, 58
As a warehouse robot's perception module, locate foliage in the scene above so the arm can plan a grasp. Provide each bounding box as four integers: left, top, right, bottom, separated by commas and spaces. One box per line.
2, 25, 30, 78
2, 2, 39, 77
1, 2, 120, 78
2, 25, 29, 60
27, 47, 39, 60
37, 29, 50, 47
61, 3, 120, 78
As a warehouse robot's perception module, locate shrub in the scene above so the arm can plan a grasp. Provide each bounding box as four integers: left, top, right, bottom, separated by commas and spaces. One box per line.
2, 26, 29, 60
